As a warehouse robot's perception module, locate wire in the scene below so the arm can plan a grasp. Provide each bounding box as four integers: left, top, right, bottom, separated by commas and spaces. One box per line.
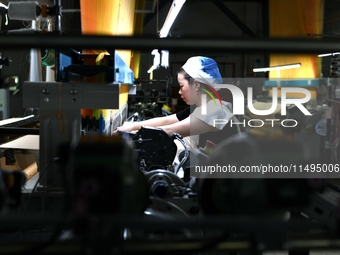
171, 132, 189, 175
40, 82, 67, 132
35, 81, 67, 134
38, 108, 67, 134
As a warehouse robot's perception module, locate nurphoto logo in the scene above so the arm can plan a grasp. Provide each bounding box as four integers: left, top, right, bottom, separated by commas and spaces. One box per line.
200, 84, 312, 129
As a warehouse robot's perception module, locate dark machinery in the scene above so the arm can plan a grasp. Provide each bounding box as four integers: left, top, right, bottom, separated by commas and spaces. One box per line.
0, 126, 339, 254
197, 132, 325, 216
117, 126, 189, 172
0, 169, 25, 210
116, 126, 199, 215
131, 126, 178, 171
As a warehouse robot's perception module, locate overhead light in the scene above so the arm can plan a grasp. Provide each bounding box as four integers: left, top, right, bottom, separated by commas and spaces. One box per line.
159, 0, 186, 38
318, 52, 340, 57
148, 0, 185, 74
253, 63, 301, 72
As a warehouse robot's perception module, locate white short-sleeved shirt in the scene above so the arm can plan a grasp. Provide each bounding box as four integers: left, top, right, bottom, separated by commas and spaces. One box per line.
191, 100, 234, 130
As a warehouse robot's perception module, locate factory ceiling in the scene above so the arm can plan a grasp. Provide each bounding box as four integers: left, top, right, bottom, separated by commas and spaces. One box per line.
0, 1, 339, 39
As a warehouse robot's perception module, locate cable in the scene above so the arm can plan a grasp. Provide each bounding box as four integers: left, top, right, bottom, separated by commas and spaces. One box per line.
170, 132, 189, 175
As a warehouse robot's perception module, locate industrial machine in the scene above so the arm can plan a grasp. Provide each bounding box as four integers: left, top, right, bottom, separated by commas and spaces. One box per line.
0, 1, 339, 254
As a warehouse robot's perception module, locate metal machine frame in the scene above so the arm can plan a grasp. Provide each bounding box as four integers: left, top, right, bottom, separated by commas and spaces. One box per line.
22, 81, 121, 189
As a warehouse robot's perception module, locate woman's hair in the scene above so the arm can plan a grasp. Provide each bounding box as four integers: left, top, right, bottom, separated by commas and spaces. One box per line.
178, 65, 232, 103
177, 67, 194, 85
178, 67, 211, 91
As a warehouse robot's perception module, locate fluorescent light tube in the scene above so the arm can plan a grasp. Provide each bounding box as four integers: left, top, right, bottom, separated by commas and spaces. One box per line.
253, 63, 301, 72
159, 0, 185, 38
318, 52, 340, 57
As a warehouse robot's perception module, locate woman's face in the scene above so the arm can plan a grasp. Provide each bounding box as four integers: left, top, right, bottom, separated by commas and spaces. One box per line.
177, 73, 197, 105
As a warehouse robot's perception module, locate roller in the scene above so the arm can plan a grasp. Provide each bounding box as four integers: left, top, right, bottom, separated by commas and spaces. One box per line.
8, 1, 41, 21
22, 162, 38, 182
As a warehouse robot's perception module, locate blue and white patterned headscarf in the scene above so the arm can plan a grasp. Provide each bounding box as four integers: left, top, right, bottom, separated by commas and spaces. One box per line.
182, 56, 222, 89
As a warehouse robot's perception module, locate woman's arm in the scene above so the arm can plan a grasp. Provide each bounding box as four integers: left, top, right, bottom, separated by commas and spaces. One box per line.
160, 116, 217, 137
116, 113, 179, 133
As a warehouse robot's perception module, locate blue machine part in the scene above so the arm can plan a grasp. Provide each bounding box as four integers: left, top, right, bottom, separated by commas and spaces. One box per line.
115, 52, 134, 85
264, 79, 319, 87
59, 50, 134, 84
59, 52, 72, 81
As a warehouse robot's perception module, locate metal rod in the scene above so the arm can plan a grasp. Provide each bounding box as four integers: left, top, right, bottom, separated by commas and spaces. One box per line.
53, 0, 62, 81
0, 212, 323, 230
0, 34, 339, 53
54, 0, 62, 33
0, 127, 39, 135
213, 1, 257, 38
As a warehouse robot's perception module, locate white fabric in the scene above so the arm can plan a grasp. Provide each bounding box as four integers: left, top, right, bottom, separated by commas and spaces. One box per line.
191, 100, 234, 130
182, 56, 222, 89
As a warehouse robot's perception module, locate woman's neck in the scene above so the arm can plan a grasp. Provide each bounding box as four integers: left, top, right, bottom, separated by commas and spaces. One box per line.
196, 95, 213, 107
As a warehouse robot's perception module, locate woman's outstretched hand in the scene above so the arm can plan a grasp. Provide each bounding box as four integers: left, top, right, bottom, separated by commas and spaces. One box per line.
113, 121, 138, 135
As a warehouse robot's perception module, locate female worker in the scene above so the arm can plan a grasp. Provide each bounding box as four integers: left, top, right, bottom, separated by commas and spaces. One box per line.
116, 56, 240, 148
